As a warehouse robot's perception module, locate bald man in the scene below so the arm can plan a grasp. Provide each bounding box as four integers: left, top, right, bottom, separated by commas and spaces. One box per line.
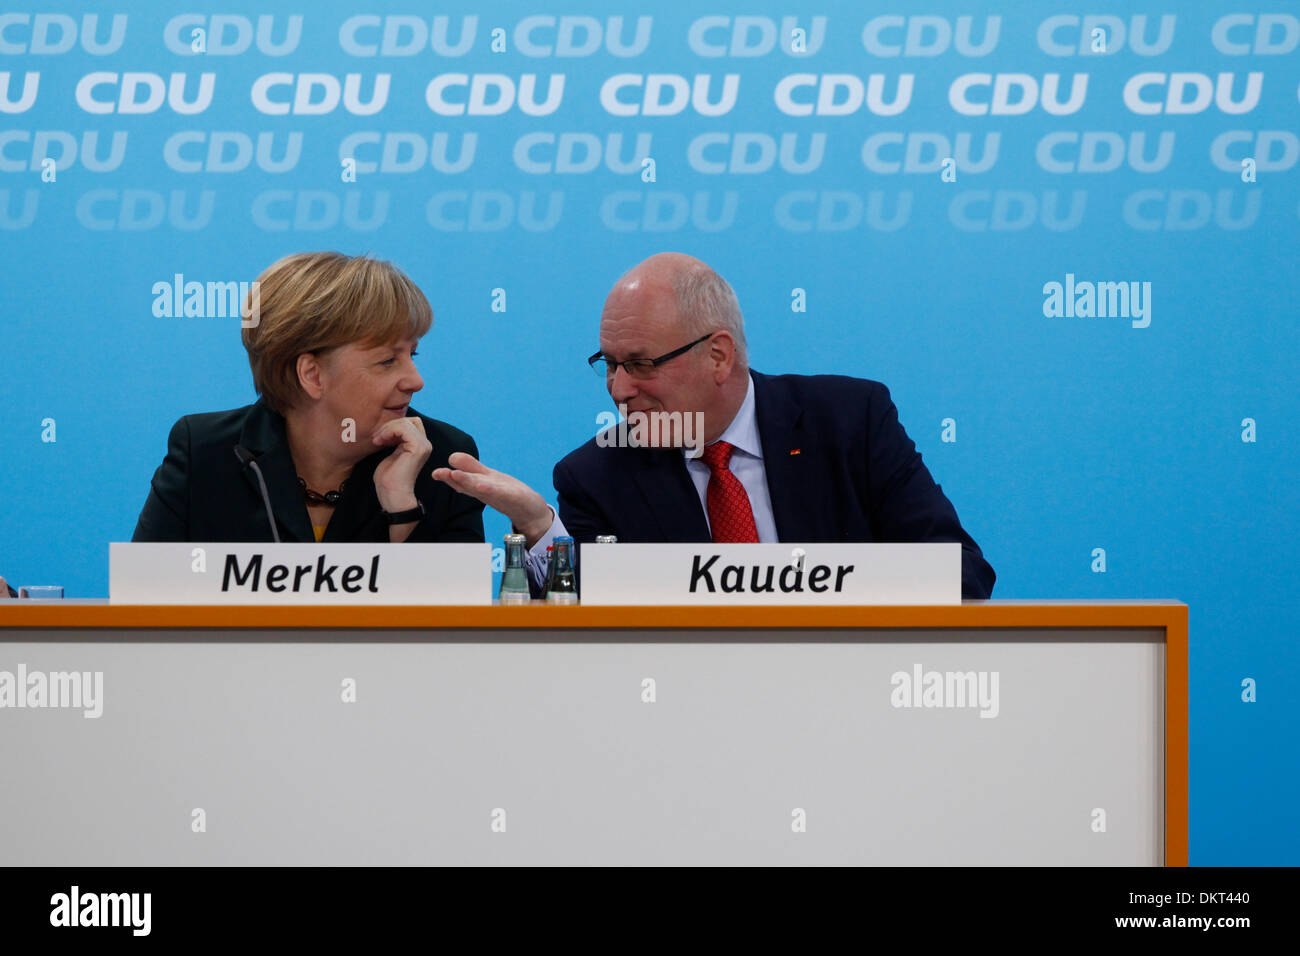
434, 253, 996, 599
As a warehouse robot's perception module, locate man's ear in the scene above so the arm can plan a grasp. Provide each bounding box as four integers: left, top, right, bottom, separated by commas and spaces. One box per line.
709, 332, 736, 383
296, 352, 325, 400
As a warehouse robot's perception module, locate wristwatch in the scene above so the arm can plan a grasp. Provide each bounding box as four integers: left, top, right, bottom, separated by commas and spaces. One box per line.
382, 500, 426, 525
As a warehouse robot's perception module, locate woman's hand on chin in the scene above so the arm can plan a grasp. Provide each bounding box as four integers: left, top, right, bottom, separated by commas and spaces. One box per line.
371, 415, 432, 512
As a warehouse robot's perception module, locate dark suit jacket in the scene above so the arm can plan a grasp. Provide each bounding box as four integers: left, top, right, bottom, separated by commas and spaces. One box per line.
554, 371, 996, 599
131, 398, 485, 544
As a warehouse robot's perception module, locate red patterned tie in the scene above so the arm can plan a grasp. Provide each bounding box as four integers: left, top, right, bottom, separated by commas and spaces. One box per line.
700, 441, 759, 543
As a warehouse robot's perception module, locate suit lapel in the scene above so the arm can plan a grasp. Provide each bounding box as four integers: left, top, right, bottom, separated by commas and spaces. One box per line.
237, 401, 315, 543
631, 448, 710, 542
752, 371, 821, 541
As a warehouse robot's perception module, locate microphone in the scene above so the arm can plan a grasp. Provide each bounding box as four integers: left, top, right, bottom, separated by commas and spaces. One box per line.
234, 445, 281, 543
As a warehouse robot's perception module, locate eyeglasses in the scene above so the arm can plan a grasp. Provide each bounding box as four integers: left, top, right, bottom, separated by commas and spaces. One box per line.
588, 332, 714, 379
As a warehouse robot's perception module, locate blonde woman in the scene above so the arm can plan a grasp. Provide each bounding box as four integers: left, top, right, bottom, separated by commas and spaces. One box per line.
132, 252, 484, 544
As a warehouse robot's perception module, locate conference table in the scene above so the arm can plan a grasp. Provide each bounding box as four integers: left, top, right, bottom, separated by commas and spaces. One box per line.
1, 599, 1186, 866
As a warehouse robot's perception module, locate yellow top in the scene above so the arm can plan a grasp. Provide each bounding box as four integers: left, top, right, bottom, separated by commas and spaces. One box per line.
312, 525, 326, 542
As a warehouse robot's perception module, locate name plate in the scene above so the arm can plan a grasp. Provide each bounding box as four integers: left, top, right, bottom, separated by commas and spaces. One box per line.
579, 543, 961, 605
109, 543, 491, 605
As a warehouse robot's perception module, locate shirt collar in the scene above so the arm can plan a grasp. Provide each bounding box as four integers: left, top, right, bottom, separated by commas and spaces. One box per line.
685, 372, 761, 463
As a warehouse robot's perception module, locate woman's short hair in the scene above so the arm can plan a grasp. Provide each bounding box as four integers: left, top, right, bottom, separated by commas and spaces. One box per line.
241, 252, 432, 414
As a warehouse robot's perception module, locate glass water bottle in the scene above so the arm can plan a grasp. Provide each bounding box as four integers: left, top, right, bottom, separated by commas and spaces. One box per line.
546, 537, 578, 604
498, 533, 530, 605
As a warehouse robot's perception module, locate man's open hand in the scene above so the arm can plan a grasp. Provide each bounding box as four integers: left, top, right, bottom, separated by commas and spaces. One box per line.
432, 452, 553, 547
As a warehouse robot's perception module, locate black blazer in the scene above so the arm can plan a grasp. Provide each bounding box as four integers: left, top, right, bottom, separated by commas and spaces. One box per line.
131, 399, 485, 544
554, 370, 996, 599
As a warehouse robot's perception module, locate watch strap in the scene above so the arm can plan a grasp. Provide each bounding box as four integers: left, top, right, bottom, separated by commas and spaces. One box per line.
382, 500, 426, 525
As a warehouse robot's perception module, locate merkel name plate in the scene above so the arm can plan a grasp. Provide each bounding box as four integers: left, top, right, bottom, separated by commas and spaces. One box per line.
109, 543, 491, 605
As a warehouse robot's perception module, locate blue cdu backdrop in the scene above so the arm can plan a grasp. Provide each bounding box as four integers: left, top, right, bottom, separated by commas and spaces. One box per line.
0, 2, 1296, 864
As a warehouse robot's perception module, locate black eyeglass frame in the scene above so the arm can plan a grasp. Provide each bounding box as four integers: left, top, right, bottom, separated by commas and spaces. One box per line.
587, 332, 715, 377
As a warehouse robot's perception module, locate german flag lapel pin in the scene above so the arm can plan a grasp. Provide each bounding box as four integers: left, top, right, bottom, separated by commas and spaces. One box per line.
790, 448, 801, 455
